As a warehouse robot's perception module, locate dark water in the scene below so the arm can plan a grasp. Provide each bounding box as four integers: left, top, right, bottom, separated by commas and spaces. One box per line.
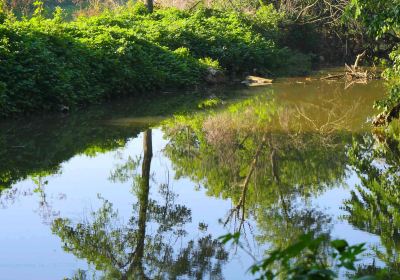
0, 78, 394, 279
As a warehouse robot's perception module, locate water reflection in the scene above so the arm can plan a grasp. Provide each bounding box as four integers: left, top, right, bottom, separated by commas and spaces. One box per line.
0, 89, 231, 193
344, 131, 400, 273
0, 80, 394, 279
52, 128, 228, 279
162, 90, 350, 233
161, 84, 374, 275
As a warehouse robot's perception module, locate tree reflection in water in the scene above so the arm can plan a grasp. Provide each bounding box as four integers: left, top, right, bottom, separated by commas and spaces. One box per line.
0, 82, 391, 278
162, 91, 357, 265
344, 130, 400, 274
52, 129, 228, 280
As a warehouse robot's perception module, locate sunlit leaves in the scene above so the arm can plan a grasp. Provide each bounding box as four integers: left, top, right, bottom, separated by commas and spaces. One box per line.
222, 232, 366, 280
0, 6, 311, 117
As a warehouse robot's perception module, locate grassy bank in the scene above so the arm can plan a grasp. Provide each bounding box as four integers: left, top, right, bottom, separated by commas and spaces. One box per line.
0, 3, 311, 117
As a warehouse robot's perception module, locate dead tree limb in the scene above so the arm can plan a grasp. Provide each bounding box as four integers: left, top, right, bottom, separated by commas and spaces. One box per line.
320, 51, 373, 86
353, 50, 366, 70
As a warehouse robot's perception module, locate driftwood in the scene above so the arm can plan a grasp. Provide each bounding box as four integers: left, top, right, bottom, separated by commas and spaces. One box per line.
353, 50, 365, 69
320, 73, 346, 80
320, 51, 375, 86
241, 75, 273, 87
344, 51, 369, 80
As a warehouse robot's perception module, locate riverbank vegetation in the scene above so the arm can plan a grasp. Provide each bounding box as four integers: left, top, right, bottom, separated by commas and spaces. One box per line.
345, 0, 400, 127
0, 1, 314, 117
2, 0, 400, 278
2, 0, 398, 118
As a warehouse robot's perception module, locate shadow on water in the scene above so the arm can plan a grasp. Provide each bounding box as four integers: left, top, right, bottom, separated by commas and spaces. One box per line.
0, 86, 251, 192
2, 78, 400, 279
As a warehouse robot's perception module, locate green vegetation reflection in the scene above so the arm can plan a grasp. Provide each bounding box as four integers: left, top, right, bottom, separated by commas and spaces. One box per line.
52, 129, 228, 279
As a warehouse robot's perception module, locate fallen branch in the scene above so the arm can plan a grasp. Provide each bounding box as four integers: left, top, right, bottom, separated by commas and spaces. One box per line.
320, 51, 374, 86
321, 73, 345, 80
353, 50, 366, 70
241, 75, 273, 87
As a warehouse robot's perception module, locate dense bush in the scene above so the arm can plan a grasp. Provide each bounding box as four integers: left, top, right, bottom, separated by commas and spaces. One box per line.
0, 4, 311, 117
347, 0, 400, 118
0, 11, 207, 116
74, 6, 311, 74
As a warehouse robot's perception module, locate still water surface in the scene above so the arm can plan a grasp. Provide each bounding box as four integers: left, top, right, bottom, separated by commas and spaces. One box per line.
0, 78, 394, 279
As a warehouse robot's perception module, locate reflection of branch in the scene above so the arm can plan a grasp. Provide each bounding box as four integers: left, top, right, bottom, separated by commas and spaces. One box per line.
344, 78, 368, 90
269, 140, 290, 222
0, 176, 63, 224
0, 188, 33, 208
225, 134, 267, 232
293, 95, 360, 135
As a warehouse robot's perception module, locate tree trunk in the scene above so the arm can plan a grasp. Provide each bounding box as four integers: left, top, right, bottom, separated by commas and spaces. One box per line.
145, 0, 153, 13
127, 129, 153, 280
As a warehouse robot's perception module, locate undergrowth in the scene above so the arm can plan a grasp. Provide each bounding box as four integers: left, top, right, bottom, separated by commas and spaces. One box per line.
0, 3, 311, 117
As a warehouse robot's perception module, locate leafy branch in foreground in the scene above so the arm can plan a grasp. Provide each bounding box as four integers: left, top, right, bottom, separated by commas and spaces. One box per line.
220, 232, 367, 280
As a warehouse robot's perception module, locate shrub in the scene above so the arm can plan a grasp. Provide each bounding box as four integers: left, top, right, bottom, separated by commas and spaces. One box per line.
81, 7, 285, 74
0, 12, 209, 116
0, 4, 311, 117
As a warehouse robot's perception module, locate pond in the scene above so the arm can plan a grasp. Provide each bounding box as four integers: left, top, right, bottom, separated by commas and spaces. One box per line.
0, 76, 395, 279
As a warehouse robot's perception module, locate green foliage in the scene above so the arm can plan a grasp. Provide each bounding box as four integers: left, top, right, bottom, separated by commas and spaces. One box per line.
0, 1, 6, 23
383, 48, 400, 80
347, 0, 400, 39
375, 84, 400, 112
127, 1, 149, 15
96, 7, 308, 74
254, 3, 282, 30
344, 134, 400, 277
347, 0, 400, 115
52, 7, 66, 23
0, 18, 206, 116
33, 0, 44, 18
198, 56, 221, 69
221, 232, 366, 280
0, 5, 311, 117
198, 97, 222, 109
